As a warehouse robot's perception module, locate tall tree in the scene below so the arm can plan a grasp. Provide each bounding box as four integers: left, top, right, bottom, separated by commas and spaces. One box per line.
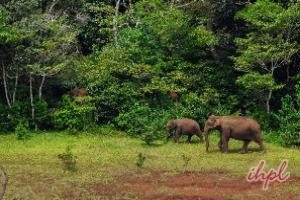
0, 5, 23, 108
232, 0, 300, 113
1, 0, 81, 129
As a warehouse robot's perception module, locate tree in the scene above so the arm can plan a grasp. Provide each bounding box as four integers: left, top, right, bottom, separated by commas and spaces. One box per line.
0, 0, 82, 130
0, 5, 25, 109
232, 0, 300, 113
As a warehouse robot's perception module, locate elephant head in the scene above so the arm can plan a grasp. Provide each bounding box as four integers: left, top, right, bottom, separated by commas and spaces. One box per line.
204, 115, 220, 152
168, 92, 180, 102
166, 120, 176, 137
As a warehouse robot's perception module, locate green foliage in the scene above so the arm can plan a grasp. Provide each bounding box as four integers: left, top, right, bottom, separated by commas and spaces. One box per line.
57, 146, 78, 172
262, 131, 282, 145
118, 28, 164, 65
34, 98, 51, 130
235, 0, 284, 31
15, 120, 31, 140
79, 0, 115, 53
280, 131, 300, 147
178, 91, 233, 125
272, 84, 300, 147
52, 95, 96, 133
135, 153, 146, 168
0, 101, 27, 133
0, 103, 12, 133
236, 72, 282, 91
236, 72, 284, 118
233, 0, 299, 114
115, 102, 171, 143
1, 0, 300, 143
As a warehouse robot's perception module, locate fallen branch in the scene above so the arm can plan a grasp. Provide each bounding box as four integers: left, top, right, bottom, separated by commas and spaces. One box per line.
0, 166, 8, 200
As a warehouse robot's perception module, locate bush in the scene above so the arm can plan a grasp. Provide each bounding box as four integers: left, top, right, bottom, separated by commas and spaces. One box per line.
272, 84, 300, 147
34, 98, 52, 130
15, 121, 31, 140
115, 102, 172, 144
51, 95, 96, 133
57, 146, 78, 172
280, 131, 300, 147
0, 101, 24, 133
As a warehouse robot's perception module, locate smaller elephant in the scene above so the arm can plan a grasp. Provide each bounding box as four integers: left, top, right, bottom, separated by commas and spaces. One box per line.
168, 92, 180, 102
67, 88, 87, 97
166, 118, 204, 143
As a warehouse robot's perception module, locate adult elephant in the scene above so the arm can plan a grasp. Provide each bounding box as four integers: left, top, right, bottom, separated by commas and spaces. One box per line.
204, 115, 266, 153
166, 118, 204, 143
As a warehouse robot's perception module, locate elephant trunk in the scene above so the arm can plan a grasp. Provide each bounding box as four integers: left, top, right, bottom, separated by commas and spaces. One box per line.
204, 126, 209, 152
166, 128, 170, 136
166, 128, 171, 139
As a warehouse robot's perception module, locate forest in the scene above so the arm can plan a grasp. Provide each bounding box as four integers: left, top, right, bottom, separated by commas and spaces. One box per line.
1, 0, 300, 146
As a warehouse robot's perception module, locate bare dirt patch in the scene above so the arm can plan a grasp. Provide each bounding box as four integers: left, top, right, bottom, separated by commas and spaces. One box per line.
89, 171, 300, 200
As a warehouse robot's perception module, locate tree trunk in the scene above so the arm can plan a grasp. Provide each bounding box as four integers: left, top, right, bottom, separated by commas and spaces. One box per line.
39, 73, 46, 101
113, 0, 121, 46
266, 67, 276, 113
2, 65, 11, 108
12, 67, 19, 105
29, 73, 37, 130
266, 90, 272, 114
2, 62, 19, 108
206, 19, 219, 62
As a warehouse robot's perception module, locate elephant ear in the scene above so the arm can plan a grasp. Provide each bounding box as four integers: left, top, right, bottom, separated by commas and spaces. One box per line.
172, 120, 177, 128
167, 120, 176, 128
213, 118, 220, 128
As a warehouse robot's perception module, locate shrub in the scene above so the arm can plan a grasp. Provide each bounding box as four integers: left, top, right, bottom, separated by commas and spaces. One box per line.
280, 131, 300, 147
15, 121, 31, 140
34, 98, 52, 130
57, 146, 78, 172
135, 153, 146, 168
272, 84, 300, 147
115, 102, 172, 144
0, 101, 25, 133
52, 95, 96, 133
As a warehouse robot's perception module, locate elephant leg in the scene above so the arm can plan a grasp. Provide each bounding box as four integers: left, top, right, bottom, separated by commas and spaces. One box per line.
239, 140, 250, 154
174, 130, 180, 143
172, 136, 177, 143
186, 135, 192, 143
256, 139, 266, 153
258, 142, 266, 153
221, 133, 229, 153
254, 135, 266, 153
196, 131, 204, 143
218, 139, 222, 150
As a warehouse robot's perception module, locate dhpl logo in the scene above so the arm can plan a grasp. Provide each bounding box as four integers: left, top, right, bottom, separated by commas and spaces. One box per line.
246, 159, 290, 190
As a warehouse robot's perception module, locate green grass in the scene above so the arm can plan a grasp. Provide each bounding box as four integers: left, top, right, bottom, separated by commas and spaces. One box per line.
0, 131, 300, 199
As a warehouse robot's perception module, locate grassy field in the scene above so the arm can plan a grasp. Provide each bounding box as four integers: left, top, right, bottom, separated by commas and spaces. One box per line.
0, 131, 300, 199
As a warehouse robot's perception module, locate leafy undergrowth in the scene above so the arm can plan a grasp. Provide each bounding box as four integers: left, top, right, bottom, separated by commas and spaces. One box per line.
0, 131, 299, 199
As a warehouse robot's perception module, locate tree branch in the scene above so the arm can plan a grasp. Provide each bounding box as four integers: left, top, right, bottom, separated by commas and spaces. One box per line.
2, 63, 12, 108
49, 0, 59, 13
0, 166, 8, 200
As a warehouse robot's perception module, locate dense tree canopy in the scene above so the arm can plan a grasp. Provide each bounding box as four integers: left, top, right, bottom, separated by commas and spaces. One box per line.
0, 0, 300, 145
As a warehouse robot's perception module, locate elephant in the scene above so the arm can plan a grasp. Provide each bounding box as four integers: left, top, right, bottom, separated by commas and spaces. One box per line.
168, 92, 180, 102
67, 88, 87, 97
166, 118, 204, 143
204, 115, 266, 154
